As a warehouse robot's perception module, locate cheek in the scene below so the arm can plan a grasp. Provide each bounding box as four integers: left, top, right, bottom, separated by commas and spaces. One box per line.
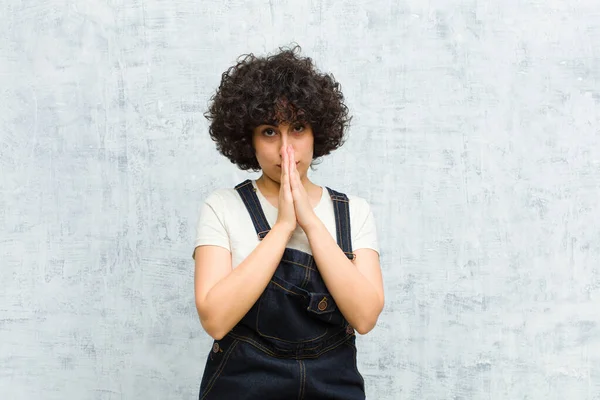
305, 133, 315, 152
254, 145, 279, 168
302, 140, 315, 157
253, 148, 265, 162
295, 134, 314, 150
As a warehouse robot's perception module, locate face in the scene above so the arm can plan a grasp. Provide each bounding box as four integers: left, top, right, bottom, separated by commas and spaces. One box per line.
252, 121, 314, 183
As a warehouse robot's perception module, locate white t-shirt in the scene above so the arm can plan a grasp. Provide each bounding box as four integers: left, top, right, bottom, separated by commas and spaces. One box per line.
193, 180, 379, 268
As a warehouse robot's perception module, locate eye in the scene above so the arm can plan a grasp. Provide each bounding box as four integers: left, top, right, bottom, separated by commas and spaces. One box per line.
293, 124, 305, 133
262, 128, 277, 137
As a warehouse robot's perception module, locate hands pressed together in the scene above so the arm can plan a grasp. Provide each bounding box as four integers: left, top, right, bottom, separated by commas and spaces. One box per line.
275, 144, 320, 235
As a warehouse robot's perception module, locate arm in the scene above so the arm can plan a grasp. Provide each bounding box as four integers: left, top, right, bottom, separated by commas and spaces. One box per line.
195, 144, 298, 340
286, 149, 384, 335
305, 219, 384, 335
194, 223, 292, 340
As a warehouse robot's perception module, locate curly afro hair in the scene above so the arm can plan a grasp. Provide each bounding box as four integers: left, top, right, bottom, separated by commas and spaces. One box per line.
204, 44, 352, 171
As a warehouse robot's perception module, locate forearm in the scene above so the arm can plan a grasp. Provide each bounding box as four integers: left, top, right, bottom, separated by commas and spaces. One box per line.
199, 223, 292, 339
305, 220, 383, 334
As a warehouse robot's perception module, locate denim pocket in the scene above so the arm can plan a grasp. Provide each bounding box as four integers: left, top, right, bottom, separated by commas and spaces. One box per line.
256, 276, 345, 343
256, 275, 326, 343
306, 292, 344, 326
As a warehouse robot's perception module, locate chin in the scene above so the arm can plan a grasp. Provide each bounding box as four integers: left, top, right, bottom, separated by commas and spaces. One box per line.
265, 172, 282, 183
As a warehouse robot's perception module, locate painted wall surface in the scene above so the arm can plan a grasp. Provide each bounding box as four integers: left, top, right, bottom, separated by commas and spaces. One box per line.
1, 1, 599, 399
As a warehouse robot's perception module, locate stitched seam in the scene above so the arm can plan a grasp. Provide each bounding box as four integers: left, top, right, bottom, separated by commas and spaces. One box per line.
239, 183, 269, 234
271, 280, 306, 297
344, 342, 365, 389
330, 189, 353, 253
237, 185, 256, 224
300, 261, 309, 288
297, 360, 301, 400
316, 334, 348, 355
245, 188, 267, 233
343, 195, 352, 253
332, 193, 349, 202
281, 258, 315, 270
256, 292, 264, 335
297, 360, 305, 400
340, 198, 349, 252
232, 329, 328, 348
248, 184, 271, 232
340, 196, 347, 251
257, 229, 270, 237
334, 198, 343, 249
256, 284, 326, 343
237, 188, 262, 234
307, 307, 336, 315
258, 328, 329, 344
235, 180, 253, 190
228, 331, 351, 358
330, 191, 349, 202
302, 360, 306, 399
335, 197, 342, 247
228, 333, 276, 356
200, 340, 239, 400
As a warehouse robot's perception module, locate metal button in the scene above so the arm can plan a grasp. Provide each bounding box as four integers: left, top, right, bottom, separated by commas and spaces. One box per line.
212, 342, 220, 353
318, 297, 328, 311
346, 325, 354, 334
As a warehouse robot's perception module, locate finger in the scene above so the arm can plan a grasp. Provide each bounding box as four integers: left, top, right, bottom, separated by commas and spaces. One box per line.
289, 146, 299, 190
282, 145, 289, 178
281, 147, 288, 189
292, 153, 301, 189
279, 145, 284, 177
283, 146, 293, 197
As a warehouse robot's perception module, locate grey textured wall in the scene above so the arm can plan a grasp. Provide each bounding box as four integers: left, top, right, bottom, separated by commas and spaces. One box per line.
1, 1, 599, 399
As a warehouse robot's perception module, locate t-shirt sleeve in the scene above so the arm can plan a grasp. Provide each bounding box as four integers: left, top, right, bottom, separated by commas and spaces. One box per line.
192, 191, 231, 259
351, 197, 380, 255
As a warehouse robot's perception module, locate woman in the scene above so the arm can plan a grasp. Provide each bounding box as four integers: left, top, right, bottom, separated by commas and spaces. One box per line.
193, 45, 384, 399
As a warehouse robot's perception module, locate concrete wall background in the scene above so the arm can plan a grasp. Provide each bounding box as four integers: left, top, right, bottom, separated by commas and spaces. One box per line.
1, 1, 599, 399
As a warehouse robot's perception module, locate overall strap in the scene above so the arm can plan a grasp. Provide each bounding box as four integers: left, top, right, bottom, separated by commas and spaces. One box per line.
326, 187, 355, 261
234, 180, 271, 240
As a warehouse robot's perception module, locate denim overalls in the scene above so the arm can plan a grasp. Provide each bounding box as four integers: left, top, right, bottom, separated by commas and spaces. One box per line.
198, 180, 365, 400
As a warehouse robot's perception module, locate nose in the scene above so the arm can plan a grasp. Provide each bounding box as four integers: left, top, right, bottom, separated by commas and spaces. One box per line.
280, 141, 293, 155
279, 129, 293, 150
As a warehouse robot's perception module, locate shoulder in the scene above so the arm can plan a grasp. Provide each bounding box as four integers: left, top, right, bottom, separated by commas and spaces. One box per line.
203, 187, 242, 209
325, 186, 372, 211
324, 186, 374, 222
346, 193, 371, 210
346, 194, 374, 225
198, 187, 246, 227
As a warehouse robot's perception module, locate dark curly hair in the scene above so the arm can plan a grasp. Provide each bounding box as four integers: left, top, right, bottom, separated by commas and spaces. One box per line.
204, 44, 352, 171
